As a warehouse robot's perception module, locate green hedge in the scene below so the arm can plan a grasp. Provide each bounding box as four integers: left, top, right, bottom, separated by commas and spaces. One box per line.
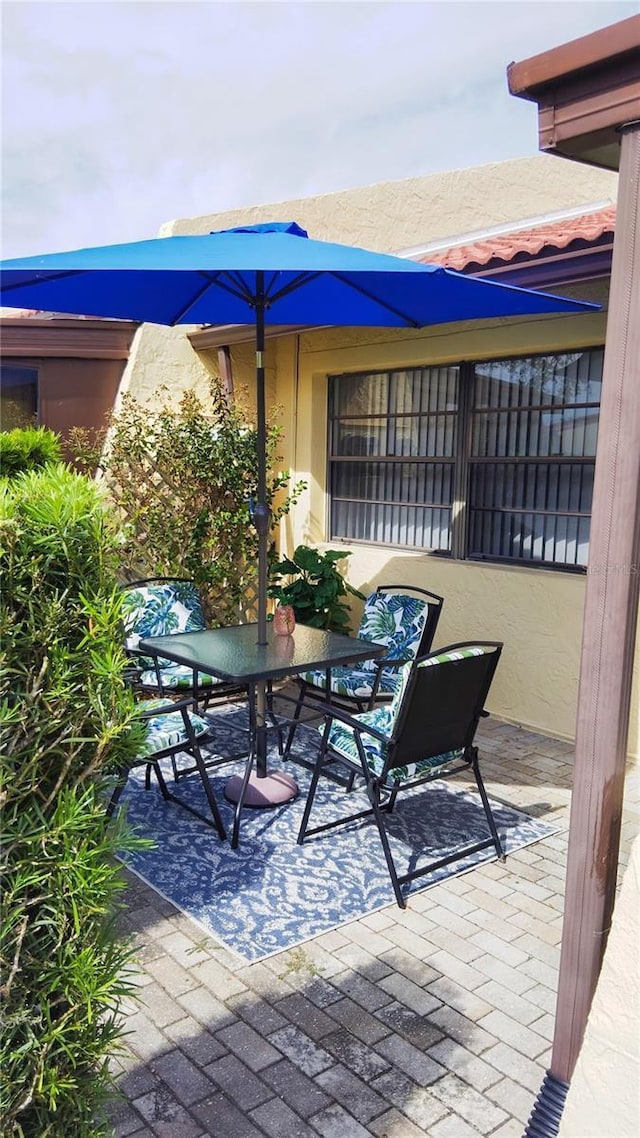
0, 426, 63, 478
0, 465, 145, 1137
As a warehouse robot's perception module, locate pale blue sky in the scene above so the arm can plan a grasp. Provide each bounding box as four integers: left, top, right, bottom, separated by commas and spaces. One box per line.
2, 0, 637, 258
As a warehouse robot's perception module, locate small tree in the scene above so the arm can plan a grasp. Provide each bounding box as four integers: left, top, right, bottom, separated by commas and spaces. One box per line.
1, 465, 145, 1138
70, 377, 305, 626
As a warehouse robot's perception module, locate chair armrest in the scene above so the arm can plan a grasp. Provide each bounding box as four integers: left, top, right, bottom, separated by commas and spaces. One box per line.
372, 653, 412, 671
136, 697, 196, 720
123, 664, 143, 686
311, 699, 392, 746
366, 654, 412, 707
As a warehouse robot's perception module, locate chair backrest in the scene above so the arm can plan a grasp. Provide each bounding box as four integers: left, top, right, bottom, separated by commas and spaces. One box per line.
356, 585, 444, 671
383, 642, 502, 776
121, 577, 206, 654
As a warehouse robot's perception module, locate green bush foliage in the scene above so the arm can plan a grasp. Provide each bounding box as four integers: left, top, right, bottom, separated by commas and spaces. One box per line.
0, 465, 145, 1138
268, 545, 365, 633
69, 377, 305, 626
0, 427, 63, 478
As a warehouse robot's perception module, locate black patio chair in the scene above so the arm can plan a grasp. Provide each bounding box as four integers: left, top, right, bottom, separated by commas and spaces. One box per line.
297, 641, 504, 908
121, 577, 249, 781
282, 584, 444, 762
106, 697, 227, 839
121, 577, 247, 709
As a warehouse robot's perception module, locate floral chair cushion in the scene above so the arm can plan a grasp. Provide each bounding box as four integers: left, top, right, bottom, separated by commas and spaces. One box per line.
321, 646, 488, 783
298, 665, 400, 702
137, 699, 210, 759
138, 664, 224, 691
356, 591, 428, 674
122, 581, 206, 668
299, 592, 429, 700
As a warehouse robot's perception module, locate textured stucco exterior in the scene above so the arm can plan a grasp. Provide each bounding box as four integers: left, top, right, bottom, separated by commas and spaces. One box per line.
162, 154, 618, 252
558, 835, 640, 1138
119, 155, 639, 757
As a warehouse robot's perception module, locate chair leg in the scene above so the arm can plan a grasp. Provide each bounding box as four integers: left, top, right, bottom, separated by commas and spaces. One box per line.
106, 770, 127, 818
366, 783, 407, 909
296, 725, 332, 842
471, 749, 505, 860
282, 680, 308, 759
231, 753, 256, 849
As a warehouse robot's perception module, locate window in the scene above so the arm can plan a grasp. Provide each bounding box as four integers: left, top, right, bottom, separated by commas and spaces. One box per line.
0, 363, 39, 430
329, 367, 458, 551
328, 348, 603, 570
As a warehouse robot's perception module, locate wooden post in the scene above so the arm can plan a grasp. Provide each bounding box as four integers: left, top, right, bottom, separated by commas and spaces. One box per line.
551, 121, 640, 1083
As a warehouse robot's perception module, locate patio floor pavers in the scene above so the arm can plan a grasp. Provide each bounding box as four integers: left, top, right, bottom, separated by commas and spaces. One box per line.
106, 693, 639, 1138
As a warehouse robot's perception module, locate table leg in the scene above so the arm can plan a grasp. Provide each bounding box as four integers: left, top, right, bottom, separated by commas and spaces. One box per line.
224, 681, 298, 847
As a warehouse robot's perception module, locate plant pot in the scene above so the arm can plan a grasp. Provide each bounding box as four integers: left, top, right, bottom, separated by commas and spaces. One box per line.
273, 603, 296, 635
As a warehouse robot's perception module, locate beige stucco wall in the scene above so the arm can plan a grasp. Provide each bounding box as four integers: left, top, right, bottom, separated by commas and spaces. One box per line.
162, 154, 618, 252
559, 835, 640, 1138
118, 155, 640, 756
268, 285, 639, 758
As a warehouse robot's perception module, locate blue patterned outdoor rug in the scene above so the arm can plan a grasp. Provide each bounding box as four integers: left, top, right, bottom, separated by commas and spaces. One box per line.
117, 704, 558, 962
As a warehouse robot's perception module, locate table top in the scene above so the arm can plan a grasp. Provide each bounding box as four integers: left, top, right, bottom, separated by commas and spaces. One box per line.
139, 622, 387, 684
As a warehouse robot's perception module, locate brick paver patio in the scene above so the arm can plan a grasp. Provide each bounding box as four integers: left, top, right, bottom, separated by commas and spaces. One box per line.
107, 693, 639, 1138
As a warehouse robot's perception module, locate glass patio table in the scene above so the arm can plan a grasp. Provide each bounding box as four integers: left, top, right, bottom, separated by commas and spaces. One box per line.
139, 621, 386, 846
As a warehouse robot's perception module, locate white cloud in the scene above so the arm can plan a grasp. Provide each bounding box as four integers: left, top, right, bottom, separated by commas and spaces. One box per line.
1, 0, 635, 257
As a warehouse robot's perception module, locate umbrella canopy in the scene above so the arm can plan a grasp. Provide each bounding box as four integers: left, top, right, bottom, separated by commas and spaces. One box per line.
0, 221, 596, 327
0, 220, 598, 642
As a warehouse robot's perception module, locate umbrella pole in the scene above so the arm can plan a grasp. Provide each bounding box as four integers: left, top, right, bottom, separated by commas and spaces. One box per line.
255, 278, 269, 647
229, 275, 297, 816
252, 280, 270, 777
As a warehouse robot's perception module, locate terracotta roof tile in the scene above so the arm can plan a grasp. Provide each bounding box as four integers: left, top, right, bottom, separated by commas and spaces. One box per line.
417, 205, 616, 271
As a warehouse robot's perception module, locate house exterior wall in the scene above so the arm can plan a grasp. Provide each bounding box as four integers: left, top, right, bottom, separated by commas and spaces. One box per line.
164, 154, 618, 251
0, 317, 135, 460
268, 285, 639, 758
118, 155, 640, 756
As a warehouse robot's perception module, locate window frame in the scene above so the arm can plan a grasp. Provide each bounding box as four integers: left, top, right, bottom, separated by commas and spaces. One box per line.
327, 346, 604, 573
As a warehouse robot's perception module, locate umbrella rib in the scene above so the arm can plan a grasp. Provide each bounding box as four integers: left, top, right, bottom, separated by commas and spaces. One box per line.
171, 271, 257, 322
268, 271, 321, 302
0, 268, 79, 293
331, 272, 421, 327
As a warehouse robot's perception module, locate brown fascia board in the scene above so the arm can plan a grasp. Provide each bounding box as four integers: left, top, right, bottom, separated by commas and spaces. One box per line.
188, 324, 315, 349
507, 15, 640, 94
0, 317, 137, 359
507, 15, 640, 164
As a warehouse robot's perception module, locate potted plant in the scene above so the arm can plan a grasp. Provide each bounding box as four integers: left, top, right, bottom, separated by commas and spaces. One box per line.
268, 545, 365, 634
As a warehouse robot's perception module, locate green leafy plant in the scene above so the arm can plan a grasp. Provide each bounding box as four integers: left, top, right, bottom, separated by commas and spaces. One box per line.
69, 377, 306, 626
1, 465, 146, 1138
268, 545, 365, 633
0, 426, 62, 478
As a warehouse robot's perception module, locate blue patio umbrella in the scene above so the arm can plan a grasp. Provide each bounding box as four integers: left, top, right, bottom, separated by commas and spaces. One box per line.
1, 220, 598, 808
0, 220, 597, 646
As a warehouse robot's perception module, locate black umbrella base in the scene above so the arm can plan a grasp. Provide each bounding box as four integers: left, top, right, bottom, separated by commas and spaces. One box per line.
224, 770, 299, 808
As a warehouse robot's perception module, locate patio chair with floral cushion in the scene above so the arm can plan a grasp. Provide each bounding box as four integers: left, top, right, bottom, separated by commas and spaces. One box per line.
121, 577, 247, 708
106, 697, 227, 839
121, 577, 248, 782
297, 641, 504, 908
282, 584, 444, 761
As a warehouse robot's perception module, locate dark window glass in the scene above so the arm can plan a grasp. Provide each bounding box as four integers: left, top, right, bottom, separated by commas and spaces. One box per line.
1, 364, 39, 430
328, 348, 603, 570
468, 350, 602, 568
329, 367, 458, 551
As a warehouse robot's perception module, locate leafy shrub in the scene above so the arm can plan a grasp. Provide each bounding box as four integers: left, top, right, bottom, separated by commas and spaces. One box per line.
69, 377, 305, 626
0, 465, 145, 1138
268, 545, 365, 633
0, 427, 62, 478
